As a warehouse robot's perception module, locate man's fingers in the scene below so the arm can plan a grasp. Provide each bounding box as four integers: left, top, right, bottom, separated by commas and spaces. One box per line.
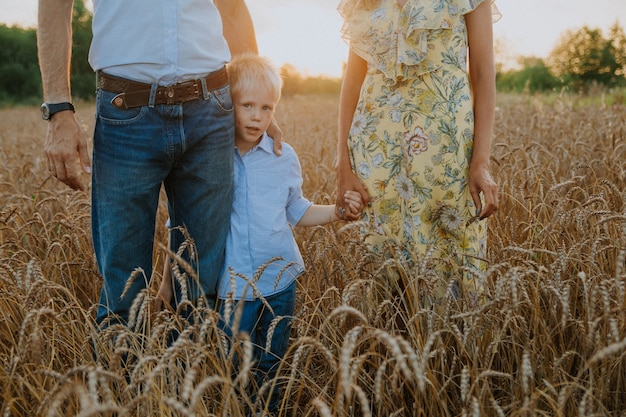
274, 137, 283, 155
50, 158, 86, 191
44, 114, 91, 191
79, 141, 92, 174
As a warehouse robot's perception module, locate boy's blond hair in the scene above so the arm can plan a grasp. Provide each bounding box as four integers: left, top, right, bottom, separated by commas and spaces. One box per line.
227, 53, 283, 103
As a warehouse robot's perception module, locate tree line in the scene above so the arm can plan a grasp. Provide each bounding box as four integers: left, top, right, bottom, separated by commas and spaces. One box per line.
0, 0, 92, 106
497, 22, 626, 93
1, 4, 625, 106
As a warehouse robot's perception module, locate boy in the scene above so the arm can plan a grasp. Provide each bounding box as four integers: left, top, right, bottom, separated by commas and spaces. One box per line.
159, 53, 362, 413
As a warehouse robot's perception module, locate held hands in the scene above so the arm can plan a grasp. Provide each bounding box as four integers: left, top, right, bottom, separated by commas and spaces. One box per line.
337, 190, 364, 220
335, 167, 371, 221
45, 111, 91, 191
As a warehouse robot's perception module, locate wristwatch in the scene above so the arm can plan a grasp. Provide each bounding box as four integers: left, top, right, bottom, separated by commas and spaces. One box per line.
41, 102, 75, 120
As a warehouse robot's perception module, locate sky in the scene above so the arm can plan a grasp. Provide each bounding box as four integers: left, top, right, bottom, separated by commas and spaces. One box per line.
2, 0, 625, 77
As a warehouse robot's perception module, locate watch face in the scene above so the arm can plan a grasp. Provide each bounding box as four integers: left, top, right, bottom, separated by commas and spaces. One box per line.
41, 104, 51, 120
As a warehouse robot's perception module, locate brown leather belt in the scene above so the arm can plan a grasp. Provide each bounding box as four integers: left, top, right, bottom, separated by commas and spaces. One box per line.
97, 67, 228, 109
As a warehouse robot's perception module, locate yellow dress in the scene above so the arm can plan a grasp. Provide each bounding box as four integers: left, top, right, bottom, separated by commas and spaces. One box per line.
338, 0, 499, 308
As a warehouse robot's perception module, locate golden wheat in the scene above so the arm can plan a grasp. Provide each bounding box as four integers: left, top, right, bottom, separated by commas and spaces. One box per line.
1, 95, 626, 416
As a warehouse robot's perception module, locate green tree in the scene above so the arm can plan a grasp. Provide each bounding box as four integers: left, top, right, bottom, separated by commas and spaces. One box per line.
608, 21, 626, 78
0, 25, 41, 104
548, 25, 625, 88
497, 57, 560, 93
70, 0, 94, 99
0, 0, 94, 105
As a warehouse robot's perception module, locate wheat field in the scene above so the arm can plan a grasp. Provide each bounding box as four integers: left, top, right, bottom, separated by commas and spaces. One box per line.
1, 94, 626, 416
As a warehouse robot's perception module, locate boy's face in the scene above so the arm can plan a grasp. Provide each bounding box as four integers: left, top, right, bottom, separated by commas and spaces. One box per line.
233, 84, 277, 155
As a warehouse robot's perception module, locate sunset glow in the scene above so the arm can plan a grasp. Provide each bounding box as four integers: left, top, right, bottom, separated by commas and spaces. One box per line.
2, 0, 625, 77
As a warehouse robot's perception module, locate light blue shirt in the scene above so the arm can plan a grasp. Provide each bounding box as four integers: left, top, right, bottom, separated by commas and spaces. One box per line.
219, 133, 313, 300
89, 0, 230, 85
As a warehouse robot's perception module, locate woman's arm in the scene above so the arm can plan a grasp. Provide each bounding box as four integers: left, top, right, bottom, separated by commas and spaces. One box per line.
335, 49, 371, 220
465, 1, 499, 219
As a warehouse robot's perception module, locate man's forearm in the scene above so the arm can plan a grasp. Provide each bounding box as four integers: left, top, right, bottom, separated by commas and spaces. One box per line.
215, 0, 258, 56
37, 0, 74, 102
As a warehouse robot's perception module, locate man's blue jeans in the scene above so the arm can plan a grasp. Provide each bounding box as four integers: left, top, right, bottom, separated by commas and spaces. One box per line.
92, 84, 234, 326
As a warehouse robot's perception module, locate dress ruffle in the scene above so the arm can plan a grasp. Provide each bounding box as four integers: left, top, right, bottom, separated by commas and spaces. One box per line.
338, 0, 500, 81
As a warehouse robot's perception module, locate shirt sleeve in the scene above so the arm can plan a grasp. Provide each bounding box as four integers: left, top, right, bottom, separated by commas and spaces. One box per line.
283, 146, 313, 226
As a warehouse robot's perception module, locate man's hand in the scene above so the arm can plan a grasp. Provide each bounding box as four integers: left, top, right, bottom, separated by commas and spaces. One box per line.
45, 111, 91, 191
267, 118, 283, 156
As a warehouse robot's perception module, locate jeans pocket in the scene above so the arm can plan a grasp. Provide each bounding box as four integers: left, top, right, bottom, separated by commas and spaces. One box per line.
96, 89, 147, 125
211, 84, 233, 113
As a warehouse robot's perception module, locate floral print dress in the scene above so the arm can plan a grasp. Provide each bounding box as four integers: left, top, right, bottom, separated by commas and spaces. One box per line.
338, 0, 499, 308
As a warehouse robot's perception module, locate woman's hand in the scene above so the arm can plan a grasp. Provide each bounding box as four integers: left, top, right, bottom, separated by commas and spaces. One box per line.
468, 162, 498, 220
335, 165, 370, 221
344, 190, 364, 217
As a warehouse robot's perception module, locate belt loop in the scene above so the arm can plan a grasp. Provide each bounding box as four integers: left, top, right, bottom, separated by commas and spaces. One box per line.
149, 83, 158, 108
200, 77, 210, 100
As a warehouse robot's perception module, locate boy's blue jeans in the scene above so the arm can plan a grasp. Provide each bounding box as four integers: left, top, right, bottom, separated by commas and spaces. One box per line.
92, 86, 234, 326
218, 281, 297, 413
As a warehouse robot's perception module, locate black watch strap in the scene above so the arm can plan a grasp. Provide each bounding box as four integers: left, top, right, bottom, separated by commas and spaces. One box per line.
41, 102, 75, 120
